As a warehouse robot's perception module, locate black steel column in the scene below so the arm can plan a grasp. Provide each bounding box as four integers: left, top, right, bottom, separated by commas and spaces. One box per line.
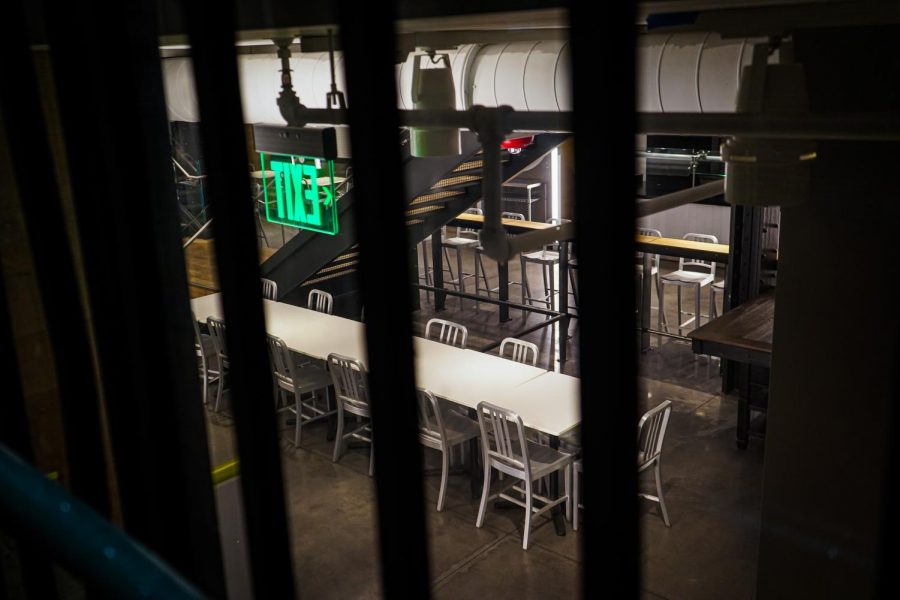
1, 0, 111, 517
431, 227, 447, 310
498, 261, 510, 322
337, 2, 431, 597
570, 1, 639, 598
183, 0, 295, 597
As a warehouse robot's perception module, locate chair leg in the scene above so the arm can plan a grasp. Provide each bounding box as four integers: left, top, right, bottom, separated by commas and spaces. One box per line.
475, 460, 492, 528
655, 462, 670, 527
443, 247, 455, 288
332, 407, 344, 463
676, 287, 683, 336
437, 446, 450, 512
655, 274, 668, 328
520, 256, 530, 308
695, 284, 702, 330
457, 248, 465, 296
214, 367, 224, 413
523, 478, 534, 550
565, 465, 572, 522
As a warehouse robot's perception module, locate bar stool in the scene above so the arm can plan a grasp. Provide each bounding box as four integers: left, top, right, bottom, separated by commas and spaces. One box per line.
473, 211, 526, 304
710, 279, 726, 319
635, 227, 666, 328
520, 218, 575, 315
659, 233, 718, 335
441, 208, 481, 304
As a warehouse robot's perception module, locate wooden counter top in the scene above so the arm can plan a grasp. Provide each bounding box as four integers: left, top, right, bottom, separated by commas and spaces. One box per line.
689, 289, 774, 367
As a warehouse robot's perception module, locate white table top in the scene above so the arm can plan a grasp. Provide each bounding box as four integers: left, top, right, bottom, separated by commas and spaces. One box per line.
412, 338, 547, 411
191, 295, 367, 362
495, 371, 581, 437
190, 293, 579, 437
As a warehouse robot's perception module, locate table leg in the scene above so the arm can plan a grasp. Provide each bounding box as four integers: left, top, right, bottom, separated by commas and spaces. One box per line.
549, 435, 566, 536
431, 228, 446, 311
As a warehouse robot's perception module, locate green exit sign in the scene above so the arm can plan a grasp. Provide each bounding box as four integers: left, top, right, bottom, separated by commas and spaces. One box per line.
260, 153, 338, 235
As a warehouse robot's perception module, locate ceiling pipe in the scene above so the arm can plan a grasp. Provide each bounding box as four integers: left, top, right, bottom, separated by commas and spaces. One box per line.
635, 179, 725, 218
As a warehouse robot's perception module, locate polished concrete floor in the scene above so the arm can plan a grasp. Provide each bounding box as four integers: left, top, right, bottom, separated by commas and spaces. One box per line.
204, 247, 764, 599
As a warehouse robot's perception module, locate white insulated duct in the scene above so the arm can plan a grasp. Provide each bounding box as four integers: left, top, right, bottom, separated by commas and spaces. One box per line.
162, 34, 759, 124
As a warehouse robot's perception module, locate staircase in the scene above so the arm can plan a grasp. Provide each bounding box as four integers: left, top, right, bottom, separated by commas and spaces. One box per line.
260, 132, 569, 313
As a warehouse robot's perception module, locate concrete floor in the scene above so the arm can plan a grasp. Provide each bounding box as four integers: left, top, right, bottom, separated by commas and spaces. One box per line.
203, 243, 765, 599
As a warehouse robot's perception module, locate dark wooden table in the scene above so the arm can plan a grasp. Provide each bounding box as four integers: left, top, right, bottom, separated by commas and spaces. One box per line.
689, 289, 774, 448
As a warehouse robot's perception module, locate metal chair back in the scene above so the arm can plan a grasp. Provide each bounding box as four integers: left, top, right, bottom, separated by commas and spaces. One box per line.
502, 211, 526, 221
265, 334, 295, 392
261, 278, 278, 300
206, 316, 228, 366
308, 289, 334, 314
415, 388, 446, 450
499, 337, 539, 366
476, 401, 530, 479
425, 318, 468, 348
679, 233, 718, 276
327, 353, 370, 417
638, 400, 673, 469
637, 227, 662, 270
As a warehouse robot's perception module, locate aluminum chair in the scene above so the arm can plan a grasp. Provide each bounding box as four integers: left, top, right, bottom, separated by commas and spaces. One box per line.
499, 337, 539, 367
425, 318, 468, 349
441, 208, 482, 302
570, 399, 673, 530
635, 227, 667, 328
206, 316, 229, 412
659, 233, 718, 335
520, 218, 577, 315
192, 312, 219, 406
475, 401, 573, 550
267, 334, 335, 446
261, 278, 278, 301
416, 388, 480, 511
328, 353, 374, 477
308, 289, 334, 314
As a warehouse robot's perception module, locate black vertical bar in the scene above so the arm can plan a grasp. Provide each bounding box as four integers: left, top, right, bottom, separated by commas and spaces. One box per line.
0, 257, 58, 599
41, 0, 226, 593
570, 2, 639, 599
498, 262, 510, 322
337, 2, 431, 598
432, 227, 447, 310
0, 0, 110, 517
183, 1, 296, 598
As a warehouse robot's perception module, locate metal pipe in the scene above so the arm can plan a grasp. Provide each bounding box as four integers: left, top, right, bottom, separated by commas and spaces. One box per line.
182, 218, 213, 248
639, 112, 900, 141
172, 157, 206, 179
280, 107, 574, 132
415, 284, 575, 319
635, 179, 725, 218
478, 313, 567, 353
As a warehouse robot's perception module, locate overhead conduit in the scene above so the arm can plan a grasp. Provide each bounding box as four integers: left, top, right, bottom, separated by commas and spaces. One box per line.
161, 34, 762, 123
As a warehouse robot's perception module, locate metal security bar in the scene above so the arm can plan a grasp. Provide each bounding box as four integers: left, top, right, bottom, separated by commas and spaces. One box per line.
183, 0, 296, 597
570, 1, 640, 598
337, 1, 432, 597
0, 0, 111, 519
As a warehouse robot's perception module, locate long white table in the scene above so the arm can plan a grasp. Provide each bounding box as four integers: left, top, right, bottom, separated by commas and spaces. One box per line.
191, 294, 580, 437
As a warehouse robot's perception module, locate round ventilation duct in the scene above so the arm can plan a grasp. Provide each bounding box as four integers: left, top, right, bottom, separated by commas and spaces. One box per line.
162, 33, 761, 124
